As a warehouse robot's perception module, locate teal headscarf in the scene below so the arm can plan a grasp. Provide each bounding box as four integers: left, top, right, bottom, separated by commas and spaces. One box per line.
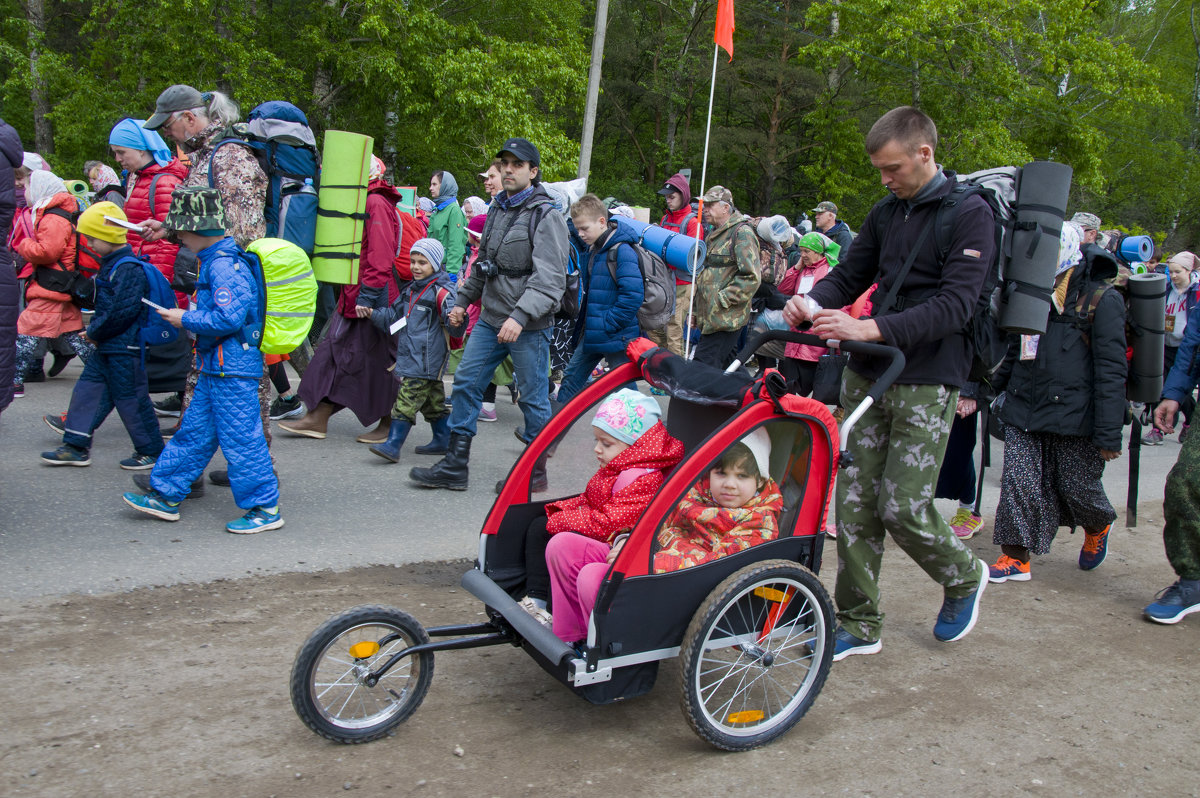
108, 118, 173, 168
798, 231, 841, 268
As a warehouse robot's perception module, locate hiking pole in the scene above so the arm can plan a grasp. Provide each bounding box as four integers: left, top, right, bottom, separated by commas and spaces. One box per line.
973, 404, 989, 516
1127, 409, 1141, 527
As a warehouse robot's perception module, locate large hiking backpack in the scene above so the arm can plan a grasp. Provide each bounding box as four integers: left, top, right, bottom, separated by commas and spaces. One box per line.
748, 217, 788, 286
242, 238, 318, 354
872, 167, 1066, 383
210, 102, 321, 254
605, 240, 675, 331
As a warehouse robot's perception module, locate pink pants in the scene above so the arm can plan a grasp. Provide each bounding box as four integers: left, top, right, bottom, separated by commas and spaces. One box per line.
546, 532, 611, 642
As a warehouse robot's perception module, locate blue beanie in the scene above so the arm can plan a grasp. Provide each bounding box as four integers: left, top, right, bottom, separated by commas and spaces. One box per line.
410, 237, 445, 272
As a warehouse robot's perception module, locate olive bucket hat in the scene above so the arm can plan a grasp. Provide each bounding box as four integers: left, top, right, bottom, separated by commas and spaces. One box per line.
163, 186, 227, 235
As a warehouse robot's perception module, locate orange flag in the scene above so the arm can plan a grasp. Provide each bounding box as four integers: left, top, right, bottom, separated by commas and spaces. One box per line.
715, 0, 734, 61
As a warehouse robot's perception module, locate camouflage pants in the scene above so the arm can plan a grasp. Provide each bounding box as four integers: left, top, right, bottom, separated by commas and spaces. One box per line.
646, 283, 693, 357
835, 370, 983, 642
1164, 422, 1200, 580
389, 377, 447, 425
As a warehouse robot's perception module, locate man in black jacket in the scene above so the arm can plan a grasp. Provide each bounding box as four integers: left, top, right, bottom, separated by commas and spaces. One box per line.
785, 106, 991, 660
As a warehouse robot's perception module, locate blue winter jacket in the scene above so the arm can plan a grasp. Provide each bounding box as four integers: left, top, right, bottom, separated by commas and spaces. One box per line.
371, 271, 457, 380
88, 246, 149, 355
575, 222, 644, 355
1164, 303, 1200, 403
185, 236, 264, 379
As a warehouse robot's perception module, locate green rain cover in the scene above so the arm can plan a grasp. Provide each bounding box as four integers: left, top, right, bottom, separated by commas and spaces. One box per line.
246, 237, 318, 354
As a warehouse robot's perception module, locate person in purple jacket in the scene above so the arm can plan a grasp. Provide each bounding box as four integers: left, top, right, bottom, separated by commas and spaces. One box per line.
784, 106, 991, 660
0, 116, 22, 416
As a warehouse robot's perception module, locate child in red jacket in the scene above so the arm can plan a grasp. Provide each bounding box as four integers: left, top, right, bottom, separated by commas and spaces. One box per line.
530, 389, 683, 642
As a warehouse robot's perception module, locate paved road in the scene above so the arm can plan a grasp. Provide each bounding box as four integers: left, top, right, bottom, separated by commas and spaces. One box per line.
0, 361, 1180, 599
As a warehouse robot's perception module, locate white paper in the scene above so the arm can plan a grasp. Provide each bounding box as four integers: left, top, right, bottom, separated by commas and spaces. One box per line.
141, 296, 169, 312
389, 316, 408, 335
797, 275, 816, 294
104, 214, 144, 231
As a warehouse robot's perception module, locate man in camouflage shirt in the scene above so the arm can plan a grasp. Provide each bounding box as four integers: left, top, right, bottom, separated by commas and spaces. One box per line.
692, 185, 761, 368
143, 84, 266, 248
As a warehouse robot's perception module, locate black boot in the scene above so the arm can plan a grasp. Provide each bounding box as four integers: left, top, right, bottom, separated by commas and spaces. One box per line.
414, 415, 451, 455
369, 419, 412, 463
495, 453, 549, 495
410, 433, 471, 490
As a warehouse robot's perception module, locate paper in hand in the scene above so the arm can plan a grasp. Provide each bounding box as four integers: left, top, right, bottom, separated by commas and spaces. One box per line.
104, 215, 144, 231
141, 296, 169, 312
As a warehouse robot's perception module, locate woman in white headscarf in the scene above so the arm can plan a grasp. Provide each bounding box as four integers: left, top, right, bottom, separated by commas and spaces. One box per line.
12, 171, 94, 396
984, 222, 1126, 584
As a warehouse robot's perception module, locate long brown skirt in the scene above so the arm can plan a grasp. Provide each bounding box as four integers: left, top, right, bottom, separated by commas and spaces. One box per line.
298, 314, 398, 426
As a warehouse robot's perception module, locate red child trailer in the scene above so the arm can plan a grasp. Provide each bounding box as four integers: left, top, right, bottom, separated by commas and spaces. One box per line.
290, 332, 904, 751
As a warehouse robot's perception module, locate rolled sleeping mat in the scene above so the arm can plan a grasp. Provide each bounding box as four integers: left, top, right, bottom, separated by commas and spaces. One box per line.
64, 179, 91, 199
999, 160, 1073, 335
312, 130, 374, 284
1128, 272, 1167, 403
1116, 234, 1154, 264
612, 215, 707, 279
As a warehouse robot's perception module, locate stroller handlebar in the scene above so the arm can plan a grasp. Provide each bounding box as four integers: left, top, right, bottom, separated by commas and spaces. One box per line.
729, 330, 906, 463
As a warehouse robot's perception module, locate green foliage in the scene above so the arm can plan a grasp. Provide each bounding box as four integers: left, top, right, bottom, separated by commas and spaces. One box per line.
0, 0, 1194, 249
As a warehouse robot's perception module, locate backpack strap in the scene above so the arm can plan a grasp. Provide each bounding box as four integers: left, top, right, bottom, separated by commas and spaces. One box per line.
147, 172, 166, 219
873, 215, 938, 317
206, 137, 254, 190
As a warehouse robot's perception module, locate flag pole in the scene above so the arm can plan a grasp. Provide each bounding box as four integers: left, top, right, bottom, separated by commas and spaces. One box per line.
684, 41, 721, 361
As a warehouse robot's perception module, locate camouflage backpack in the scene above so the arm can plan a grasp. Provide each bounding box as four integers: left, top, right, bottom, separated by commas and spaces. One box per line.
749, 217, 787, 285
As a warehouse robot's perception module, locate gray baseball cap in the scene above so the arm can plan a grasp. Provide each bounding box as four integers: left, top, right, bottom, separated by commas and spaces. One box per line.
144, 85, 204, 131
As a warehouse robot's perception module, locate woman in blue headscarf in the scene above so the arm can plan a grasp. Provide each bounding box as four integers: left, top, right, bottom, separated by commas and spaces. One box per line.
109, 118, 192, 396
427, 170, 467, 277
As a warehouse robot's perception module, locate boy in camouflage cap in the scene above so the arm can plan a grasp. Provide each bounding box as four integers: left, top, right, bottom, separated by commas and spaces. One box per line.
123, 187, 283, 534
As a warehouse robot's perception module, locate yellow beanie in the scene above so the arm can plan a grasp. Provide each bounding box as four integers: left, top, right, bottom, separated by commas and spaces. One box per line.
77, 201, 128, 244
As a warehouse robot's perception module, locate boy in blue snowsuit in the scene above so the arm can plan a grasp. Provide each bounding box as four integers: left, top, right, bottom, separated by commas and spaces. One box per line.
123, 187, 282, 534
358, 237, 457, 462
40, 202, 164, 468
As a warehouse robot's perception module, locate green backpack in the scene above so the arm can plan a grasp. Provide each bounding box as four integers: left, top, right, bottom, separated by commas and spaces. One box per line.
243, 238, 318, 354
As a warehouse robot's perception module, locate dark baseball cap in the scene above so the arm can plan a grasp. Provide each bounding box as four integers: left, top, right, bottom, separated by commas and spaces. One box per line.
656, 185, 680, 196
495, 137, 540, 167
144, 84, 205, 130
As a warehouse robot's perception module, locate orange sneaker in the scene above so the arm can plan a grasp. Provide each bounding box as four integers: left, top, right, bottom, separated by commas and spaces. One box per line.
1079, 525, 1110, 571
988, 554, 1031, 583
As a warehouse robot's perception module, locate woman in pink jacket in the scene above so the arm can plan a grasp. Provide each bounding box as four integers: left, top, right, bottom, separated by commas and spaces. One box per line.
776, 231, 841, 396
12, 171, 93, 397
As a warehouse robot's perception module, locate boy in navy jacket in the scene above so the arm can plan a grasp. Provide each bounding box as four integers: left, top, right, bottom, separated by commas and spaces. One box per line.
556, 193, 644, 406
41, 202, 164, 468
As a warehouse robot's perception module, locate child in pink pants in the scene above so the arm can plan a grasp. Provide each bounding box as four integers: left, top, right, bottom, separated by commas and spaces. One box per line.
544, 389, 684, 643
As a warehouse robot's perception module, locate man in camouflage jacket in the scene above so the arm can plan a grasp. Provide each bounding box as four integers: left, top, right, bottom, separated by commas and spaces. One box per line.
692, 185, 760, 368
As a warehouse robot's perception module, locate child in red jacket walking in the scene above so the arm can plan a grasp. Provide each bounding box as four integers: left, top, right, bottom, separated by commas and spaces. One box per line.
536, 389, 684, 642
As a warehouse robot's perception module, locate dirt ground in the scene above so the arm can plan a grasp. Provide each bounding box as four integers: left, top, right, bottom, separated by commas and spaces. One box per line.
2, 512, 1199, 798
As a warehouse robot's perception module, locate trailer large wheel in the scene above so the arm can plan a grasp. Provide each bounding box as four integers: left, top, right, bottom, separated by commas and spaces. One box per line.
680, 559, 834, 751
290, 605, 434, 743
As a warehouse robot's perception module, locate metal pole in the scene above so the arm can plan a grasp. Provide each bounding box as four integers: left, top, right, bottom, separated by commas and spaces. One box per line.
684, 42, 721, 360
577, 0, 610, 182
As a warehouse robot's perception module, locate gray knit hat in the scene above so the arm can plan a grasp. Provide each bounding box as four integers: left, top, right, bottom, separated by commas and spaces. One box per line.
409, 237, 445, 272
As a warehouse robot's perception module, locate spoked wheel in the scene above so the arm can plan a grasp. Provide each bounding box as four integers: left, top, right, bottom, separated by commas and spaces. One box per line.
290, 605, 434, 743
680, 559, 834, 751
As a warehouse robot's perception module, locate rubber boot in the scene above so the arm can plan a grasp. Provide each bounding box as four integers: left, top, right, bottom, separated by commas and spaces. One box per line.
355, 417, 390, 444
410, 433, 471, 490
415, 415, 451, 455
369, 419, 412, 463
278, 400, 336, 439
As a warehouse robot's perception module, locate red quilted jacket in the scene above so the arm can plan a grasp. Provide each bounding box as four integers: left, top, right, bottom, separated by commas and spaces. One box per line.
545, 422, 684, 544
124, 159, 188, 284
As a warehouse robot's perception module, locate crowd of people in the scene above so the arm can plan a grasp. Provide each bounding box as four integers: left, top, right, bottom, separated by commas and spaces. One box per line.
1, 91, 1198, 656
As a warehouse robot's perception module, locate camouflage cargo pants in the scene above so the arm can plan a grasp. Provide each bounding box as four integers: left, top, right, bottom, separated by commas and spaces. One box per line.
1164, 422, 1200, 580
835, 369, 983, 642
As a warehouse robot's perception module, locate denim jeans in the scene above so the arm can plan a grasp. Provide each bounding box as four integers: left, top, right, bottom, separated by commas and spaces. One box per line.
449, 319, 551, 439
555, 348, 631, 406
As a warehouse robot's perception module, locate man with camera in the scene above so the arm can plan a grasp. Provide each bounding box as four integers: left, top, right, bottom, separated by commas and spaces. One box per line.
410, 137, 568, 492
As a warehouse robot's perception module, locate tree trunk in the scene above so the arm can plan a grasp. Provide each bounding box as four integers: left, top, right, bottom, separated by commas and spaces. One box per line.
27, 0, 53, 155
